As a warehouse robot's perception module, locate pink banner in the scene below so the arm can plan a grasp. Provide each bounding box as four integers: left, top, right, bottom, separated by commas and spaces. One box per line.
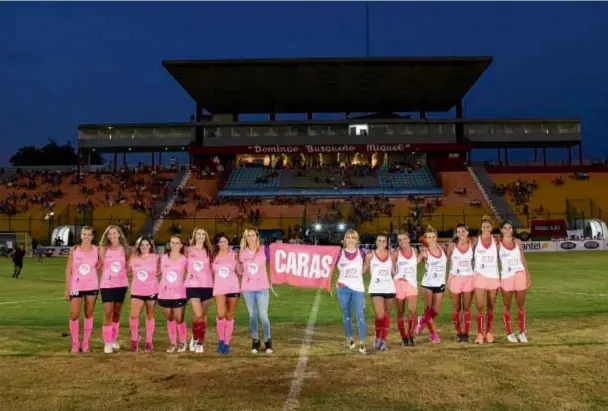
270, 243, 341, 291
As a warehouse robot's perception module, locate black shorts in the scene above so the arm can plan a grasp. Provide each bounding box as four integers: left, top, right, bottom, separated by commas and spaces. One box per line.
221, 293, 240, 299
13, 260, 23, 268
158, 299, 187, 308
422, 285, 446, 294
370, 293, 396, 299
100, 287, 128, 304
131, 294, 158, 301
186, 287, 214, 301
70, 289, 99, 300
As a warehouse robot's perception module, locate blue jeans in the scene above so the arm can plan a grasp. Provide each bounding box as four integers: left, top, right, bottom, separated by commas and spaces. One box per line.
242, 290, 271, 341
337, 286, 367, 341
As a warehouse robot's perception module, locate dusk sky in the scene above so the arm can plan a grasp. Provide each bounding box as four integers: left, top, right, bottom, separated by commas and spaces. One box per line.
1, 1, 607, 164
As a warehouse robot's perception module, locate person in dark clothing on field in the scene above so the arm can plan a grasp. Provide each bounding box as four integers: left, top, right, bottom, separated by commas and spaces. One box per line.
9, 244, 26, 279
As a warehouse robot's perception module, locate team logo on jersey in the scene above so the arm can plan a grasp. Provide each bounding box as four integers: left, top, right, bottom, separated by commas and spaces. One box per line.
560, 241, 576, 250
218, 266, 230, 279
248, 263, 258, 275
166, 270, 178, 283
137, 270, 148, 281
345, 267, 358, 278
584, 241, 600, 250
78, 264, 91, 276
193, 261, 204, 272
110, 261, 122, 273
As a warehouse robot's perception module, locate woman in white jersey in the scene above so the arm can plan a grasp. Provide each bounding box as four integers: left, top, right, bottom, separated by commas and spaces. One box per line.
416, 225, 447, 343
394, 231, 422, 347
336, 229, 368, 355
447, 223, 475, 343
473, 216, 501, 344
499, 221, 531, 343
365, 232, 395, 351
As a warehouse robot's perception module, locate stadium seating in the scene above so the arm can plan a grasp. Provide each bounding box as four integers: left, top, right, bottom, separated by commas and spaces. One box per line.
224, 168, 283, 189
378, 165, 436, 188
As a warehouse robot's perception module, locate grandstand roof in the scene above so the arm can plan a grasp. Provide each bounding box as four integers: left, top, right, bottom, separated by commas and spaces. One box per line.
161, 56, 493, 114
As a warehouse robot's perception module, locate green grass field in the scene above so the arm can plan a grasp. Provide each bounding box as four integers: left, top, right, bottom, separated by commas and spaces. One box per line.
1, 252, 608, 411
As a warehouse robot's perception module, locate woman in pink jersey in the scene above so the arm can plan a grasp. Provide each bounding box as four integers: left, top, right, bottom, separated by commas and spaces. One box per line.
212, 233, 240, 354
186, 227, 214, 354
128, 237, 160, 352
64, 226, 98, 353
237, 228, 273, 354
394, 231, 422, 347
499, 221, 531, 343
473, 216, 501, 344
447, 223, 475, 343
98, 225, 129, 354
158, 235, 189, 353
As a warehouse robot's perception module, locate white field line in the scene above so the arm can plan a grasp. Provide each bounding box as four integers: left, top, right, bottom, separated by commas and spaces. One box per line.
532, 289, 608, 297
0, 297, 60, 305
283, 289, 323, 411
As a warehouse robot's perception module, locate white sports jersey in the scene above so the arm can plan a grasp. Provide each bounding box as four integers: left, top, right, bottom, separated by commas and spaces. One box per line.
474, 237, 499, 279
499, 241, 525, 280
421, 248, 447, 287
336, 249, 365, 292
395, 248, 418, 286
450, 242, 474, 276
368, 251, 395, 294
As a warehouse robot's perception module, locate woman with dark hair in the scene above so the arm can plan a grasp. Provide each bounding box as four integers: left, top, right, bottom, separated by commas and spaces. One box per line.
447, 223, 475, 343
128, 237, 159, 352
394, 231, 421, 347
212, 233, 240, 354
499, 220, 531, 343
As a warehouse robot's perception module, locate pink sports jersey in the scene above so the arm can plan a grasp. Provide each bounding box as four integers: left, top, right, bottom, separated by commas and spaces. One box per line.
70, 245, 99, 292
100, 246, 128, 289
212, 251, 240, 296
159, 254, 187, 300
185, 247, 213, 288
130, 255, 159, 296
239, 247, 269, 292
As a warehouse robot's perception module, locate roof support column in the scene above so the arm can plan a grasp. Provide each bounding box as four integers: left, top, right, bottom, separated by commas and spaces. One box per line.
533, 148, 538, 163
151, 152, 155, 169
76, 146, 81, 183
308, 113, 313, 120
113, 152, 117, 173
420, 111, 426, 119
543, 147, 547, 166
497, 148, 501, 164
455, 100, 464, 143
504, 148, 509, 166
195, 103, 202, 121
567, 147, 572, 165
456, 101, 463, 119
270, 113, 276, 121
579, 142, 583, 165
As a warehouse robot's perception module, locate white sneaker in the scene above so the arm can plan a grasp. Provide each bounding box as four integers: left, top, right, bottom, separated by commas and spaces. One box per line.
189, 338, 196, 352
518, 332, 528, 343
266, 347, 274, 354
104, 343, 114, 354
507, 333, 518, 343
111, 341, 120, 352
177, 343, 187, 353
166, 344, 177, 353
348, 339, 356, 350
359, 342, 368, 355
195, 343, 204, 354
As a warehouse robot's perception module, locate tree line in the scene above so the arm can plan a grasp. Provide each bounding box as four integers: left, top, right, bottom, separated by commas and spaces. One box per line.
9, 140, 104, 166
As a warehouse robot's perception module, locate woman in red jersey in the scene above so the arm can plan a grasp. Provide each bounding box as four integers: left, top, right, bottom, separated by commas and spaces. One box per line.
499, 221, 531, 343
447, 223, 475, 343
472, 216, 501, 344
393, 231, 421, 347
64, 226, 98, 353
185, 228, 215, 353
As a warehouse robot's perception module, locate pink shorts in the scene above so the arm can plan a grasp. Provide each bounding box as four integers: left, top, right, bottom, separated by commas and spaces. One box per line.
474, 274, 501, 291
501, 271, 528, 292
448, 274, 475, 294
395, 279, 418, 300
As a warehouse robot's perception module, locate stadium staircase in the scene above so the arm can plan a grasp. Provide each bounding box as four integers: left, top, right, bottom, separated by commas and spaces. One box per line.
469, 166, 523, 228
138, 167, 191, 238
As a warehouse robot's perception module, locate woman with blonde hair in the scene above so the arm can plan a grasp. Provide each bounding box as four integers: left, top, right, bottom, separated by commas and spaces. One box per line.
472, 216, 500, 344
128, 236, 159, 352
335, 229, 367, 354
185, 228, 214, 353
98, 225, 129, 354
212, 233, 240, 354
64, 226, 98, 353
237, 228, 273, 354
416, 225, 447, 343
499, 220, 531, 343
447, 223, 475, 343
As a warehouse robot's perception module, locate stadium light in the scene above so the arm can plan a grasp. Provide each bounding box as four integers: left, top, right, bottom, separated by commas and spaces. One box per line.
314, 223, 322, 231
337, 223, 346, 231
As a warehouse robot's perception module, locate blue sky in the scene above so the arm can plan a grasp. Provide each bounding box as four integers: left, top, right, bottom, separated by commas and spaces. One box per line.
1, 1, 607, 164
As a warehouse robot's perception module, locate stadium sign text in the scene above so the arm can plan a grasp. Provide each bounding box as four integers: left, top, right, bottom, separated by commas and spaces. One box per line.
251, 144, 408, 154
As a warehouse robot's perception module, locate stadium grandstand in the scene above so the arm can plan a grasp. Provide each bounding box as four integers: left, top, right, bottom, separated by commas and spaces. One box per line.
3, 55, 602, 251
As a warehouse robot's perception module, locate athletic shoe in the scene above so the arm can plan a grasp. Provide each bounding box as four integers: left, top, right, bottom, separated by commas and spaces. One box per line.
462, 333, 470, 343
189, 338, 197, 352
166, 344, 177, 353
374, 338, 381, 350
195, 343, 204, 354
485, 332, 495, 344
251, 339, 261, 354
506, 333, 518, 343
71, 343, 80, 353
217, 340, 225, 353
222, 344, 231, 354
111, 341, 120, 352
475, 334, 484, 344
457, 333, 464, 343
348, 339, 356, 350
408, 337, 416, 347
144, 342, 153, 352
430, 333, 440, 344
104, 343, 114, 354
265, 339, 273, 354
416, 316, 425, 335
401, 338, 409, 346
131, 340, 138, 352
81, 343, 90, 353
518, 332, 528, 343
359, 342, 368, 355
379, 340, 389, 351
177, 343, 187, 353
